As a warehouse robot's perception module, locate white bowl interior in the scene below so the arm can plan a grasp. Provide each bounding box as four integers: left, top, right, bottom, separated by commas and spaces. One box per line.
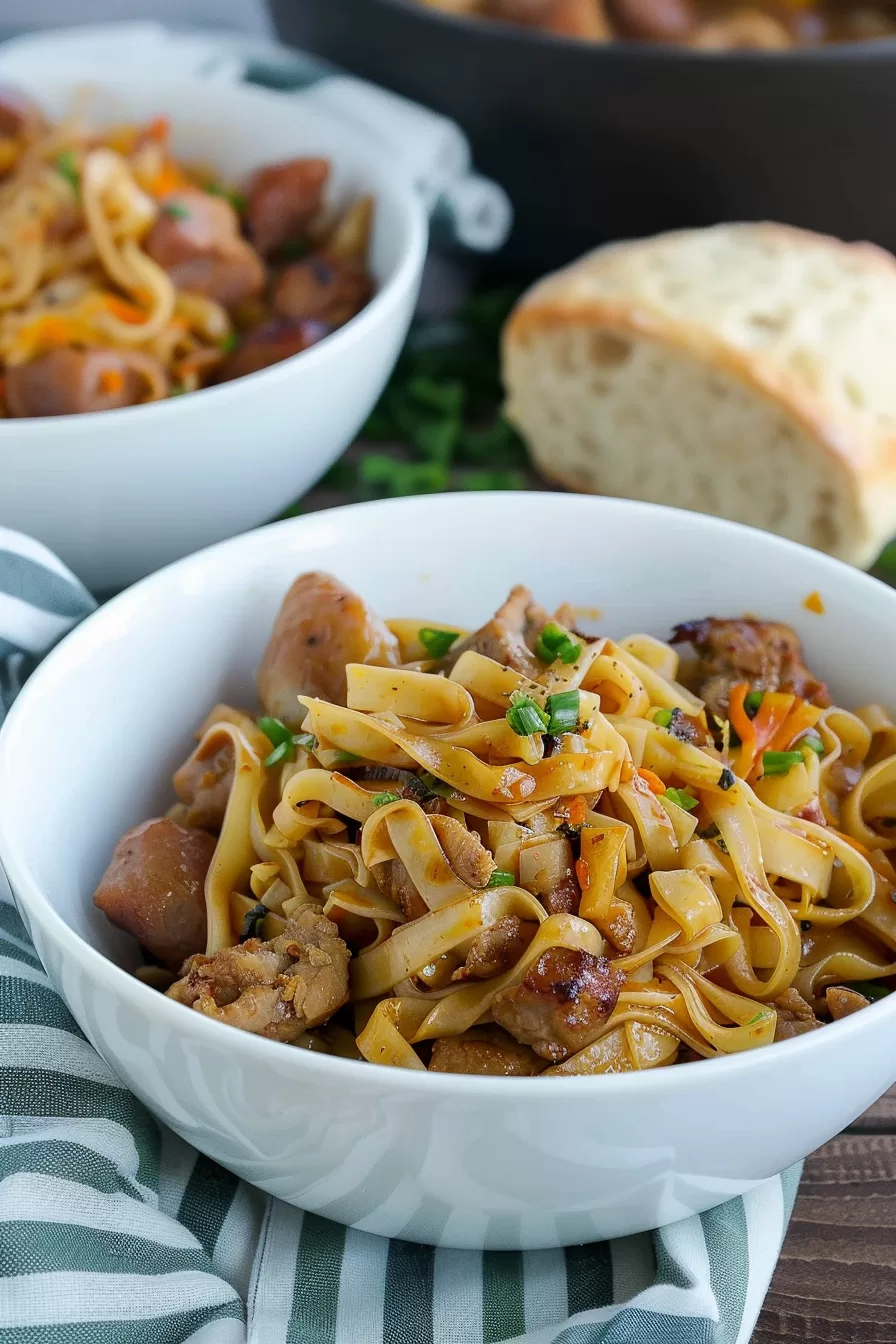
3, 492, 896, 972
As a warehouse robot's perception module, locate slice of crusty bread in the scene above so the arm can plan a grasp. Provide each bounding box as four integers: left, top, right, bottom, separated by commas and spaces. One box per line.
502, 223, 896, 566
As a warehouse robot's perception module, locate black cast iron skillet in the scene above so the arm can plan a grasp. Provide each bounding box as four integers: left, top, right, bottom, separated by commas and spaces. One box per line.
270, 0, 896, 275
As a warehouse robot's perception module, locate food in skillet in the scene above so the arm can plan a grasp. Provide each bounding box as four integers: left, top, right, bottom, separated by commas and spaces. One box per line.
95, 574, 896, 1074
0, 90, 374, 416
418, 0, 896, 47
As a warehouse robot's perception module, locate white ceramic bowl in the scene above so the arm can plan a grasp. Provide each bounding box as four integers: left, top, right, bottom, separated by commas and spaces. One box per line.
0, 69, 426, 593
2, 492, 896, 1251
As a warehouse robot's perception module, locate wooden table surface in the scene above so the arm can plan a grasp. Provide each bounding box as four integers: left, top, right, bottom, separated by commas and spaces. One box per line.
754, 1084, 896, 1342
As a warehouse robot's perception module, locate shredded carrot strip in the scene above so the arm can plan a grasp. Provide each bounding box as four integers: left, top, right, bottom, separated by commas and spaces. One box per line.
567, 796, 587, 826
803, 591, 825, 615
637, 768, 666, 796
727, 682, 756, 778
105, 296, 147, 325
38, 317, 75, 345
766, 700, 822, 754
746, 693, 795, 782
145, 115, 170, 145
149, 161, 187, 198
99, 369, 124, 395
575, 858, 590, 890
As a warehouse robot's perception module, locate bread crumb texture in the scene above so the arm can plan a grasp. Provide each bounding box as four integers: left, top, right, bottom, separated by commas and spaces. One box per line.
504, 224, 896, 567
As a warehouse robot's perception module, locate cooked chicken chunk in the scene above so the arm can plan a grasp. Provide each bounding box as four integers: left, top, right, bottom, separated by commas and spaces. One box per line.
214, 318, 328, 383
670, 617, 830, 719
244, 157, 329, 257
167, 908, 350, 1042
774, 987, 822, 1041
273, 256, 372, 327
430, 814, 496, 889
6, 348, 164, 417
826, 985, 872, 1020
452, 915, 531, 982
257, 571, 399, 724
374, 857, 427, 921
429, 1029, 544, 1075
608, 0, 694, 40
144, 189, 265, 309
442, 585, 552, 679
173, 739, 233, 832
492, 947, 624, 1061
94, 818, 215, 971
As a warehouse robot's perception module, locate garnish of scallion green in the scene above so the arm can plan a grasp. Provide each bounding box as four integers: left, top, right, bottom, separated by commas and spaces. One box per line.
534, 622, 582, 666
842, 980, 890, 1001
332, 751, 360, 766
257, 716, 317, 767
506, 690, 549, 738
744, 690, 764, 716
55, 149, 79, 193
418, 627, 459, 659
239, 902, 267, 942
487, 870, 515, 887
664, 787, 699, 812
761, 750, 803, 777
370, 791, 401, 808
163, 201, 191, 219
801, 731, 824, 757
654, 708, 674, 728
544, 689, 580, 735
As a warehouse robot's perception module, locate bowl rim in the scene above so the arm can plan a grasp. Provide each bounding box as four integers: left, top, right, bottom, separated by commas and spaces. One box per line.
0, 72, 428, 436
3, 489, 896, 1096
369, 0, 896, 60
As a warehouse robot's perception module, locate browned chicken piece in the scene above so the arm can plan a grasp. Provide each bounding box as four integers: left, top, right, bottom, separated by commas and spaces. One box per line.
144, 189, 265, 309
0, 86, 46, 140
244, 157, 329, 257
167, 907, 350, 1042
670, 617, 830, 719
429, 814, 496, 888
690, 9, 792, 46
492, 947, 624, 1062
486, 0, 610, 37
826, 985, 872, 1020
519, 833, 579, 915
452, 915, 531, 982
258, 571, 399, 724
429, 1029, 544, 1075
6, 348, 164, 418
608, 0, 695, 40
214, 319, 329, 384
773, 987, 822, 1041
272, 256, 372, 327
374, 857, 427, 921
442, 585, 552, 680
173, 739, 233, 832
94, 818, 215, 971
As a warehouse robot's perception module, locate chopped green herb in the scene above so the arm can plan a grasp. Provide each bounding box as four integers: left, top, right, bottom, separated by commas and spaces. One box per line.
506, 691, 550, 738
761, 750, 803, 777
698, 823, 729, 854
665, 787, 699, 812
407, 375, 465, 417
747, 1011, 767, 1025
293, 732, 317, 752
419, 771, 456, 799
371, 791, 400, 808
534, 622, 582, 666
744, 691, 764, 716
264, 741, 291, 768
545, 689, 580, 735
219, 331, 239, 355
332, 751, 360, 766
801, 731, 825, 757
258, 716, 293, 749
487, 870, 515, 887
163, 201, 191, 219
239, 902, 267, 942
654, 708, 674, 728
718, 767, 736, 791
206, 182, 246, 213
418, 627, 459, 659
842, 980, 891, 1001
55, 149, 79, 193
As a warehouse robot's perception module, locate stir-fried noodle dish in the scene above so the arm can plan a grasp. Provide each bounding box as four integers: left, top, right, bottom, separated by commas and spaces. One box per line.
0, 89, 373, 416
95, 574, 896, 1076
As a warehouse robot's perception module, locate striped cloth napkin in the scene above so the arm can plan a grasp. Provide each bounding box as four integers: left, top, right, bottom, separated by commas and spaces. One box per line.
0, 526, 802, 1343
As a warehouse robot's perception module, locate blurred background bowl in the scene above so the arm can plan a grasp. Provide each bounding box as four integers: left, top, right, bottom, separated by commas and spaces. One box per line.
0, 63, 427, 593
272, 0, 896, 274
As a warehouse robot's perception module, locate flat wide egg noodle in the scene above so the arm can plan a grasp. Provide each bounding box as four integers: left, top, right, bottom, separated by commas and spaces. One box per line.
172, 615, 896, 1073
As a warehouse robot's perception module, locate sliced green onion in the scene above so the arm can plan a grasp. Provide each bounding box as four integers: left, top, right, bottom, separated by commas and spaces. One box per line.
801, 731, 824, 757
664, 787, 698, 812
747, 1010, 768, 1025
419, 771, 456, 799
332, 751, 360, 766
761, 750, 803, 777
219, 331, 239, 354
534, 622, 582, 666
292, 732, 317, 751
163, 201, 191, 219
487, 870, 515, 887
55, 149, 79, 192
744, 691, 764, 716
239, 902, 267, 942
371, 791, 401, 808
842, 980, 890, 1001
258, 716, 293, 748
654, 708, 674, 728
545, 689, 580, 735
506, 691, 550, 738
418, 627, 459, 659
718, 767, 735, 791
264, 741, 291, 768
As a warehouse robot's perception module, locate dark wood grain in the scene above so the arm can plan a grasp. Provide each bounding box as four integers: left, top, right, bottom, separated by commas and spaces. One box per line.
753, 1085, 896, 1343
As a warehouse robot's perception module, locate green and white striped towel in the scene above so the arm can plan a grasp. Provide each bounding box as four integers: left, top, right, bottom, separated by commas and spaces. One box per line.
0, 527, 801, 1343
